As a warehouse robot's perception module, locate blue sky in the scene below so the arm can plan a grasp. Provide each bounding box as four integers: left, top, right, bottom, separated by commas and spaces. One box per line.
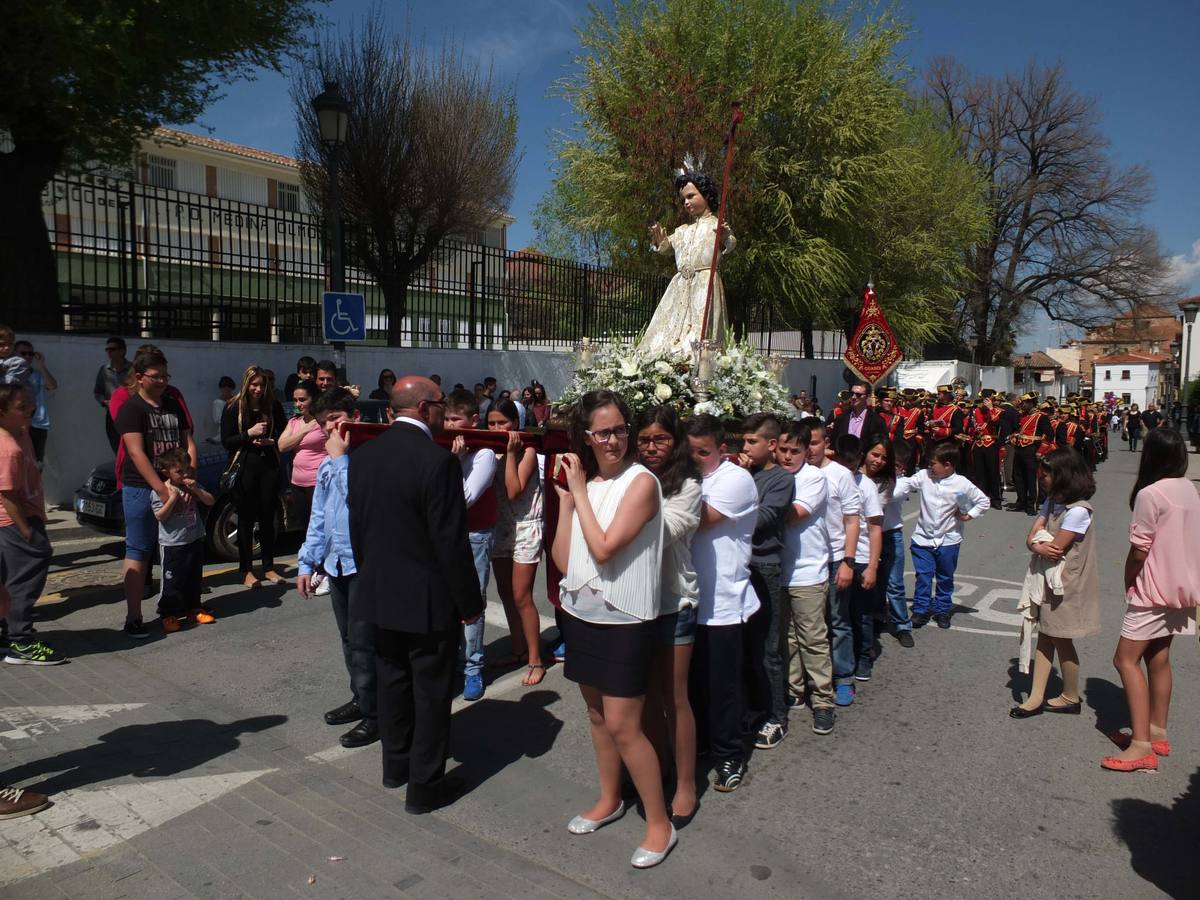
192, 0, 1199, 352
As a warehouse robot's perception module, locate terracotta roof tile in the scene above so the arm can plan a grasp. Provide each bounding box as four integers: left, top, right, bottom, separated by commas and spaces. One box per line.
148, 127, 300, 169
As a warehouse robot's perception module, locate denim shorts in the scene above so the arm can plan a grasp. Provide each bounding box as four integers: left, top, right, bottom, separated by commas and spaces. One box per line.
122, 484, 159, 562
656, 604, 697, 646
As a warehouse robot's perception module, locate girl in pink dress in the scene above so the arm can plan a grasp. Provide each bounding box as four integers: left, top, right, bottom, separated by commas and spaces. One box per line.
1103, 428, 1200, 772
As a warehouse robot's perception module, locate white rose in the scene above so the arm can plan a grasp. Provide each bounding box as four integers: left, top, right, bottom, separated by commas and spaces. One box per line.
654, 383, 673, 401
633, 391, 645, 401
718, 355, 733, 367
654, 360, 672, 375
618, 359, 639, 378
751, 390, 763, 402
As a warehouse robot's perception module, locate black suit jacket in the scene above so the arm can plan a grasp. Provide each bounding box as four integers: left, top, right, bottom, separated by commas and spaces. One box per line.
348, 422, 484, 633
828, 409, 891, 446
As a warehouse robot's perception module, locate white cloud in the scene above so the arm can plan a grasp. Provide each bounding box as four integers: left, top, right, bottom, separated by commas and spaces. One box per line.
1168, 239, 1200, 289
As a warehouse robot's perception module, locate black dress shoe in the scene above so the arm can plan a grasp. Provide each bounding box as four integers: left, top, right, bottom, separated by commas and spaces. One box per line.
324, 700, 361, 726
670, 798, 700, 830
1044, 699, 1082, 715
934, 614, 952, 629
911, 613, 930, 628
339, 719, 380, 748
405, 774, 465, 814
1009, 704, 1043, 719
896, 630, 915, 648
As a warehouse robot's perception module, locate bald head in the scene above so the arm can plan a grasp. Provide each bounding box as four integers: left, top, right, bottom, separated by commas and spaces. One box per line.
392, 376, 441, 414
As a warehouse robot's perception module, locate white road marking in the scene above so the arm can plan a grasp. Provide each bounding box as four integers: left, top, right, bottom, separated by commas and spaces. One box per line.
0, 770, 275, 885
306, 601, 559, 764
0, 704, 147, 742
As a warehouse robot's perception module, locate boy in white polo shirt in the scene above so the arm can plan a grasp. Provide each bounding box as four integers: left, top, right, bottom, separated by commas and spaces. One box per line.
808, 421, 862, 707
777, 420, 836, 735
893, 441, 989, 629
687, 415, 759, 793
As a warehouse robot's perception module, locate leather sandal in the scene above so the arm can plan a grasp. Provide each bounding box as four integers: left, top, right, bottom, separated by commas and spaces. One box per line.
522, 663, 547, 686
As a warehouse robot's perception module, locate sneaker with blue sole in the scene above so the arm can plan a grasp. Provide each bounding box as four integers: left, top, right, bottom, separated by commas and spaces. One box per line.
462, 673, 485, 701
834, 684, 856, 706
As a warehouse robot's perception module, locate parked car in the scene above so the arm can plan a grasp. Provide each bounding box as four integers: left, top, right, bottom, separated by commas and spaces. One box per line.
73, 398, 392, 560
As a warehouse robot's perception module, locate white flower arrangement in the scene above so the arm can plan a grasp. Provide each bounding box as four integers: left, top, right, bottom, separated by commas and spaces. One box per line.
556, 336, 792, 422
556, 341, 694, 416
690, 337, 793, 420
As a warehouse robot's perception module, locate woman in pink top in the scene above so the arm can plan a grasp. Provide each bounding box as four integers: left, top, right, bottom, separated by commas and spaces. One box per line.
1103, 429, 1200, 772
278, 380, 325, 534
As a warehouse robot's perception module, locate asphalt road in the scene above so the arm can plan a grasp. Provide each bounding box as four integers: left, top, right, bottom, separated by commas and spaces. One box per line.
3, 439, 1197, 899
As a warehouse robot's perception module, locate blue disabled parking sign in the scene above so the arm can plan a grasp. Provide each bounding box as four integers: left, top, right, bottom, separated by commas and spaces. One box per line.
322, 292, 367, 342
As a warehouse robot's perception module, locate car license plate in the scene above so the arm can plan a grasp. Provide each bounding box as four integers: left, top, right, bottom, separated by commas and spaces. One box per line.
79, 499, 108, 517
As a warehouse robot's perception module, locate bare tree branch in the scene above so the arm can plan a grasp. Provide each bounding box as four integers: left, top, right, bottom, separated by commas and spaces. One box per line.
290, 10, 519, 345
925, 57, 1176, 364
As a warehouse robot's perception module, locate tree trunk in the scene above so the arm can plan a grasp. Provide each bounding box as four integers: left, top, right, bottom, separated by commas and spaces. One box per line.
0, 139, 64, 333
800, 318, 815, 359
380, 272, 410, 347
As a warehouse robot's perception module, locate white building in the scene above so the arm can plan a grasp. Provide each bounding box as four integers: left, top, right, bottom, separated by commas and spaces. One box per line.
1093, 352, 1169, 408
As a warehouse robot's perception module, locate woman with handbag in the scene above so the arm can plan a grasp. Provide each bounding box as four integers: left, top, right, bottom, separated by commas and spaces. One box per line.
221, 366, 285, 588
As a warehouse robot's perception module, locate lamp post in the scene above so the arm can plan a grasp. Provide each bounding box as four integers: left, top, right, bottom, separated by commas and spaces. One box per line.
1023, 352, 1032, 393
1184, 306, 1197, 409
312, 80, 351, 374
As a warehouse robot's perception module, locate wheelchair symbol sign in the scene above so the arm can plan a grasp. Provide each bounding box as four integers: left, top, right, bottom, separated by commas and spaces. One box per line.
322, 292, 366, 342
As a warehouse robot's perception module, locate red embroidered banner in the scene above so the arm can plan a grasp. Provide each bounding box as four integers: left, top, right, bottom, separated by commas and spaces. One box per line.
843, 284, 903, 386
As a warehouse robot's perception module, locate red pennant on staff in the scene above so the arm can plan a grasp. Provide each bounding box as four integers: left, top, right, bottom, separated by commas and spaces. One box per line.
843, 284, 903, 385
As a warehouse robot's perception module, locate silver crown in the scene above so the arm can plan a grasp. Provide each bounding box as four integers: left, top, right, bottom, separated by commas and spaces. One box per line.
674, 151, 706, 178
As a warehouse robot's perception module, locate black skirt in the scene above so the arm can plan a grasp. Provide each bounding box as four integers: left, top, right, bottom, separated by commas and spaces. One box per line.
560, 611, 657, 698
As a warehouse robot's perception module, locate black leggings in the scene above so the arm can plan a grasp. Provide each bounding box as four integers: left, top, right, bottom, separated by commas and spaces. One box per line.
234, 453, 280, 573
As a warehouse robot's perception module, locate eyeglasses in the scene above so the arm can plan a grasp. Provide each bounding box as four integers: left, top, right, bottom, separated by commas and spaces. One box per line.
850, 391, 867, 398
422, 397, 446, 407
636, 434, 673, 449
587, 424, 631, 443
141, 372, 170, 383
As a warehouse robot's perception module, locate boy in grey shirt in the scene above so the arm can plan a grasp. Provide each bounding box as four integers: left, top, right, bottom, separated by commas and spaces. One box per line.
151, 448, 215, 632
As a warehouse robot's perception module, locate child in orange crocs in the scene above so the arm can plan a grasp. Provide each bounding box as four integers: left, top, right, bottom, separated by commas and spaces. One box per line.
151, 448, 215, 632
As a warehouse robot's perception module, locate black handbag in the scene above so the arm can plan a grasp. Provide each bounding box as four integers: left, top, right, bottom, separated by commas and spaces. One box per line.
219, 409, 244, 493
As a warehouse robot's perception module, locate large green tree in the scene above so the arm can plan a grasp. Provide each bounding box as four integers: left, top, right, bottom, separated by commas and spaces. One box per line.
0, 0, 319, 325
535, 0, 986, 353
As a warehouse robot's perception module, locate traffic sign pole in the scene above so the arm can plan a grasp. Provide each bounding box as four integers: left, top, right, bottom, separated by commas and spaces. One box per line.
322, 292, 367, 384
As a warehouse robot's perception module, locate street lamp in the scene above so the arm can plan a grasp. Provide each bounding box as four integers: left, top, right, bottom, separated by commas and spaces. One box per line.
1184, 306, 1197, 408
311, 80, 351, 374
1023, 352, 1032, 393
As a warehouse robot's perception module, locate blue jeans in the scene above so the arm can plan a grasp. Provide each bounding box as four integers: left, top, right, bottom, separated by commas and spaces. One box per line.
910, 542, 960, 616
881, 528, 911, 631
463, 530, 494, 678
827, 559, 860, 686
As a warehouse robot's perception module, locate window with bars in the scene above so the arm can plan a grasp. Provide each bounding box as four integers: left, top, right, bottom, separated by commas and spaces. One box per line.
146, 155, 176, 189
278, 182, 301, 212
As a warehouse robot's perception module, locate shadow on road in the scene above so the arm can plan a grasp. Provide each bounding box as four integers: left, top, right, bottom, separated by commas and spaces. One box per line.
1, 715, 287, 794
1005, 657, 1063, 703
450, 689, 562, 794
1110, 767, 1200, 899
1085, 676, 1128, 734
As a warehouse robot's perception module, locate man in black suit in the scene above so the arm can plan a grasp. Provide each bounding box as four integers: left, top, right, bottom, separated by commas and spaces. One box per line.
348, 376, 484, 814
828, 381, 890, 446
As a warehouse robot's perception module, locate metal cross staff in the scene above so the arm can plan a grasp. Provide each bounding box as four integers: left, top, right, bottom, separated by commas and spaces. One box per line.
699, 101, 744, 342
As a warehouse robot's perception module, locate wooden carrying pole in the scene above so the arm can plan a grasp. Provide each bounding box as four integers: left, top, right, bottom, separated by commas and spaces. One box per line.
700, 102, 744, 341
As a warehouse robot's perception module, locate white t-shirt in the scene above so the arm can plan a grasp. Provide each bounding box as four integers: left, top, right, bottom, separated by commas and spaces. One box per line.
692, 460, 760, 625
1038, 499, 1092, 540
879, 479, 906, 531
852, 471, 884, 564
818, 461, 862, 560
784, 463, 830, 587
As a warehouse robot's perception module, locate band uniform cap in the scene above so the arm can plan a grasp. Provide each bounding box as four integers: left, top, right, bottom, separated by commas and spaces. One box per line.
981, 388, 996, 398
936, 384, 953, 394
1020, 391, 1039, 403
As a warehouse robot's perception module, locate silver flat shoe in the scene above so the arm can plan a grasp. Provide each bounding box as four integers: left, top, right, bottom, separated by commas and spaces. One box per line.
631, 825, 677, 868
567, 801, 626, 835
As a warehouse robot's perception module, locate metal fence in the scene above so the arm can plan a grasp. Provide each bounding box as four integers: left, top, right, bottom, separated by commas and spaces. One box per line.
23, 174, 666, 349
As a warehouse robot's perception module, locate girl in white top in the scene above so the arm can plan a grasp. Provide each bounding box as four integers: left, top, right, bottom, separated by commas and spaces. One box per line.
551, 391, 674, 867
487, 399, 546, 685
635, 405, 701, 825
